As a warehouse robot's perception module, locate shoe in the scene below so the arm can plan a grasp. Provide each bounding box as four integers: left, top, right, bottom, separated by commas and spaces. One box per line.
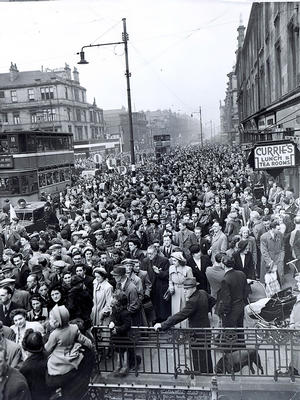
118, 366, 129, 377
113, 367, 121, 377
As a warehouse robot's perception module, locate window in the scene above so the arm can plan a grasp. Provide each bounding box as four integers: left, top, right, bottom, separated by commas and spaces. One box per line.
74, 88, 79, 102
288, 20, 299, 90
275, 42, 282, 98
42, 109, 56, 121
13, 113, 20, 124
68, 125, 72, 133
76, 109, 81, 122
81, 91, 85, 102
0, 91, 4, 99
31, 113, 37, 123
84, 126, 88, 138
28, 89, 35, 101
11, 90, 17, 103
77, 126, 83, 141
1, 113, 8, 123
65, 87, 68, 99
89, 111, 93, 122
67, 108, 71, 121
266, 58, 271, 104
82, 110, 86, 122
40, 87, 54, 100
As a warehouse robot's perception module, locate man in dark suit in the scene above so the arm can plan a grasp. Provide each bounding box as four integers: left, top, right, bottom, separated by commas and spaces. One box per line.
154, 277, 212, 374
0, 286, 19, 327
194, 226, 210, 255
210, 203, 227, 230
232, 240, 256, 280
141, 245, 170, 323
186, 244, 212, 292
216, 256, 249, 328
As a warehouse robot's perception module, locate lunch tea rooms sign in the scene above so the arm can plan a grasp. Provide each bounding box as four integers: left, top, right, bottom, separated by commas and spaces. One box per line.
254, 141, 296, 170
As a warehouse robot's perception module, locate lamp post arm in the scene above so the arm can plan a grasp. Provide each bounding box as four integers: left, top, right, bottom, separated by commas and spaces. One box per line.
79, 41, 125, 53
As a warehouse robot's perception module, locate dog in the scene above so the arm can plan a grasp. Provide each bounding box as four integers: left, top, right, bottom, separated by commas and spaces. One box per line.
215, 349, 264, 375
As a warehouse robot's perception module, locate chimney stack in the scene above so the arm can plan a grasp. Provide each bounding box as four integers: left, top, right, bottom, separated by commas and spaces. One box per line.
9, 62, 19, 82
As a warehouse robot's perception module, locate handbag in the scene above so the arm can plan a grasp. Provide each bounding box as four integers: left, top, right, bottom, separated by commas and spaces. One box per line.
163, 288, 171, 301
265, 271, 281, 298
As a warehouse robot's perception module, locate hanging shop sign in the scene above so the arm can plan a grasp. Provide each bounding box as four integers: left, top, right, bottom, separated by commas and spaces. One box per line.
254, 141, 296, 170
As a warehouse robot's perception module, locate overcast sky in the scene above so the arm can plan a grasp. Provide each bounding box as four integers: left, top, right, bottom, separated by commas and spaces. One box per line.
0, 0, 253, 131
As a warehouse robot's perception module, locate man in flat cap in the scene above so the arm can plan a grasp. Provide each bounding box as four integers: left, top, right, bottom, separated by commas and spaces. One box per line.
154, 277, 213, 374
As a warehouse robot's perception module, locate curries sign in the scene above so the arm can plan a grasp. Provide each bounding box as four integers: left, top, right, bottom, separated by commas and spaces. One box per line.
254, 142, 296, 169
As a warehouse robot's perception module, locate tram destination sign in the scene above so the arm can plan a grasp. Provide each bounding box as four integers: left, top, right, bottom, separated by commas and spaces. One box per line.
254, 142, 296, 170
0, 155, 13, 169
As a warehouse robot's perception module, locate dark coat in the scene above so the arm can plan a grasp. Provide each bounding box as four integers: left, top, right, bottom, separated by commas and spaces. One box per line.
210, 209, 227, 229
161, 288, 213, 373
141, 254, 170, 322
161, 289, 210, 330
233, 252, 256, 280
216, 269, 249, 328
186, 255, 212, 292
66, 285, 93, 327
128, 248, 145, 262
0, 366, 31, 400
0, 301, 19, 327
14, 263, 30, 290
123, 278, 143, 326
20, 352, 51, 400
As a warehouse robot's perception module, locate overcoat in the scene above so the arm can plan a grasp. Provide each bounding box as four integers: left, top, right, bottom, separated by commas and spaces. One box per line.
260, 230, 284, 284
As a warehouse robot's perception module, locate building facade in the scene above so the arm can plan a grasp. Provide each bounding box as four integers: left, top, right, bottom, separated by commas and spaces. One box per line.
104, 108, 149, 154
235, 2, 300, 193
0, 63, 105, 143
236, 2, 300, 137
220, 67, 240, 145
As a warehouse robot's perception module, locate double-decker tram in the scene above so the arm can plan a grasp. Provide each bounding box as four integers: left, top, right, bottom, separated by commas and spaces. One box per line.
0, 130, 74, 207
153, 134, 171, 159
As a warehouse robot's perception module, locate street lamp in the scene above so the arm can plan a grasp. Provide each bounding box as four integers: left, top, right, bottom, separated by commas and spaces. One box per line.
77, 18, 136, 183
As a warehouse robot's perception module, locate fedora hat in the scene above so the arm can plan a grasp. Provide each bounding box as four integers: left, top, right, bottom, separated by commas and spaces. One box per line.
183, 277, 197, 289
22, 329, 44, 353
2, 265, 14, 274
238, 240, 248, 252
30, 264, 43, 275
147, 219, 159, 226
121, 259, 135, 267
0, 278, 15, 287
111, 265, 126, 277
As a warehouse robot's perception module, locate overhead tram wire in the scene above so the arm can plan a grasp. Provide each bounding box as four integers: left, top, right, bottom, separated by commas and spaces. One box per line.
129, 42, 194, 112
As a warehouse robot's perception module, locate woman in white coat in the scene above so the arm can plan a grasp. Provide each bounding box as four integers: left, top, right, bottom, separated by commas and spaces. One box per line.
169, 252, 193, 328
91, 267, 113, 326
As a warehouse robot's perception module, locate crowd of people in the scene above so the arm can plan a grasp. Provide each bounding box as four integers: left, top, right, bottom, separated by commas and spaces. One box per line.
0, 143, 299, 398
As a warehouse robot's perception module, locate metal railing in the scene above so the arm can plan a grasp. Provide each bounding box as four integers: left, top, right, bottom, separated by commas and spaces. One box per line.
92, 326, 300, 381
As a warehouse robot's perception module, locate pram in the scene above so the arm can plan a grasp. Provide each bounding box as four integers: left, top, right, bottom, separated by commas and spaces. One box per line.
246, 281, 297, 328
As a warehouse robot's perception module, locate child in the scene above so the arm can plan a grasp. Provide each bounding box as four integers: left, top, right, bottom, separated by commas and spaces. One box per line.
109, 292, 132, 377
45, 304, 93, 393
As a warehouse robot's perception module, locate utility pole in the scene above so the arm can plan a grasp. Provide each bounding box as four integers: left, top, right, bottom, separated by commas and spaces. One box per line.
77, 17, 136, 184
199, 106, 203, 147
191, 106, 203, 147
122, 18, 136, 184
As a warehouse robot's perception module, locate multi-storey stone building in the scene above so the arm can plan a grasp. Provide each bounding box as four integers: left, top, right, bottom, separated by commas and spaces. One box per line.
235, 2, 300, 193
0, 63, 107, 152
236, 2, 300, 136
220, 66, 240, 145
